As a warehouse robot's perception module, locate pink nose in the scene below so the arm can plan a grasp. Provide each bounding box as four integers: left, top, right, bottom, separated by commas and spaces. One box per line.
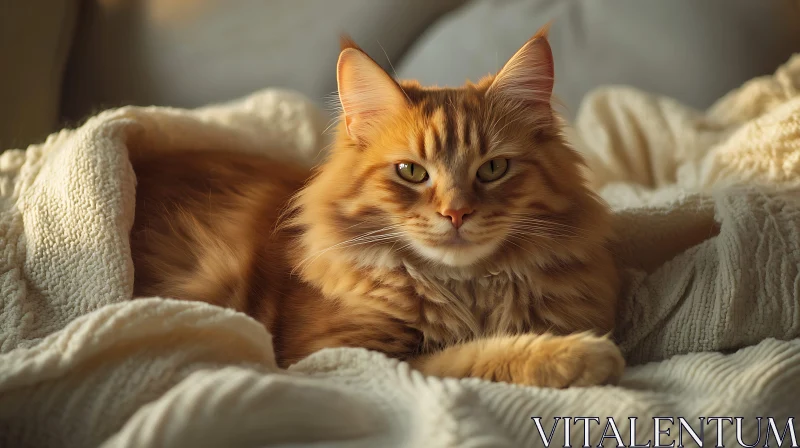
438, 207, 474, 229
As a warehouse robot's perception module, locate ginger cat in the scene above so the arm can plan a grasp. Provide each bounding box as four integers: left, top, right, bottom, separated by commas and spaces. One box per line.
130, 26, 625, 388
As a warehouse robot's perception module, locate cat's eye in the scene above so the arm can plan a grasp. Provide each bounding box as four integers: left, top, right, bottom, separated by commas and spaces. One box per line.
396, 162, 429, 183
476, 158, 509, 182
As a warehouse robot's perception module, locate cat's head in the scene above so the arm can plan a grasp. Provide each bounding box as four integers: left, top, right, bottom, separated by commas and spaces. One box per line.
296, 25, 610, 270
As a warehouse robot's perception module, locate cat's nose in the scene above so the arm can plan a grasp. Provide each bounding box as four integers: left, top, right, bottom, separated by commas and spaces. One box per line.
438, 207, 474, 229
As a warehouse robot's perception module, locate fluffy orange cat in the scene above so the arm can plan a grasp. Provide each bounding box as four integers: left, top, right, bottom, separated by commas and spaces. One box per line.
130, 26, 624, 388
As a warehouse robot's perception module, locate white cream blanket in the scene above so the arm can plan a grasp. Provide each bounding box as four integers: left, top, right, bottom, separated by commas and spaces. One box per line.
1, 56, 800, 448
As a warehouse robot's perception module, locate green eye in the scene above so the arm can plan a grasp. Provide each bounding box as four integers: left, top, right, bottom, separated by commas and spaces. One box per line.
396, 162, 429, 183
476, 158, 509, 182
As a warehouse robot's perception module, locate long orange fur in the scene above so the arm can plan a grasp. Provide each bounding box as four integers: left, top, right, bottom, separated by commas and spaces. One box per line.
130, 27, 624, 388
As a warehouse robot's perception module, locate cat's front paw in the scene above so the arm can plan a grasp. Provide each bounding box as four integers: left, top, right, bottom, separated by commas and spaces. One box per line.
523, 332, 624, 388
475, 332, 625, 388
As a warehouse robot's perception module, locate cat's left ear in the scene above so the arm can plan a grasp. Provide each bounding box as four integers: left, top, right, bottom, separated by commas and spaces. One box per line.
487, 23, 554, 108
337, 38, 408, 141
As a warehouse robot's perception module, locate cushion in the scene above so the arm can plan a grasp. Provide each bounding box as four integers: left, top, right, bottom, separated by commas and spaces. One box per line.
397, 0, 800, 118
60, 0, 464, 123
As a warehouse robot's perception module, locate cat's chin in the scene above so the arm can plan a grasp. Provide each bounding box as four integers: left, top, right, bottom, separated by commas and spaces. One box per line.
413, 240, 500, 267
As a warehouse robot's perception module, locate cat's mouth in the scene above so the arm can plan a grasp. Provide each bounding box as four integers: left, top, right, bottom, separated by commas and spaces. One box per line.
411, 230, 501, 267
440, 234, 471, 247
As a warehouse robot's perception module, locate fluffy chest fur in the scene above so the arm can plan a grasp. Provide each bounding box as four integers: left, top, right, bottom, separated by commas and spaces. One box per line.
405, 266, 539, 346
305, 250, 616, 356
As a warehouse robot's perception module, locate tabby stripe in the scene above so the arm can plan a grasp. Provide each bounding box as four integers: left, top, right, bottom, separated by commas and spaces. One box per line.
416, 131, 427, 159
524, 158, 562, 196
348, 164, 384, 197
331, 206, 387, 238
442, 108, 457, 165
463, 115, 472, 148
421, 100, 437, 118
382, 179, 419, 210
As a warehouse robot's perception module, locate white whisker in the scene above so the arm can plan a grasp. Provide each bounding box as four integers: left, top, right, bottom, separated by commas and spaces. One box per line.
377, 40, 411, 103
292, 225, 402, 275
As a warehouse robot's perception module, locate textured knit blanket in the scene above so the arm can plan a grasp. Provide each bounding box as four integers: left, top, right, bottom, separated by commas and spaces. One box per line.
1, 56, 800, 448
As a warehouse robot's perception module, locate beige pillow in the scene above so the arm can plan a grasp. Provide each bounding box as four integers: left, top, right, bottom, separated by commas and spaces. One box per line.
0, 0, 80, 150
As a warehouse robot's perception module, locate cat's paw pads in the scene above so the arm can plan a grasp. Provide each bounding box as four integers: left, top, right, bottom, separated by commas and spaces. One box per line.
527, 333, 625, 389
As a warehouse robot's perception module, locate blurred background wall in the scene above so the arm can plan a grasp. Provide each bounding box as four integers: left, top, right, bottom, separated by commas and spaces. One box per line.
2, 0, 800, 150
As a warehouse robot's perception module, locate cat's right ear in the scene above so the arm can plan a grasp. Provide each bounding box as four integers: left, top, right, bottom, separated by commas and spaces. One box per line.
337, 41, 408, 141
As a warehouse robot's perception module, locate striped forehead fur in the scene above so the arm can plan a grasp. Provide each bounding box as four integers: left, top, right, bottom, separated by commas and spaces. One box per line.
396, 82, 497, 161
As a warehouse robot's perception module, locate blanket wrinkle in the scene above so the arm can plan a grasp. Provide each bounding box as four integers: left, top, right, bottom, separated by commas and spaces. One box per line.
2, 56, 800, 447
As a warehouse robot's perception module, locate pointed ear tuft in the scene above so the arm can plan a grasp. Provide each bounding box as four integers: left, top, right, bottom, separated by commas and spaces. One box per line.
337, 45, 408, 141
339, 34, 361, 52
487, 22, 555, 108
532, 20, 553, 40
